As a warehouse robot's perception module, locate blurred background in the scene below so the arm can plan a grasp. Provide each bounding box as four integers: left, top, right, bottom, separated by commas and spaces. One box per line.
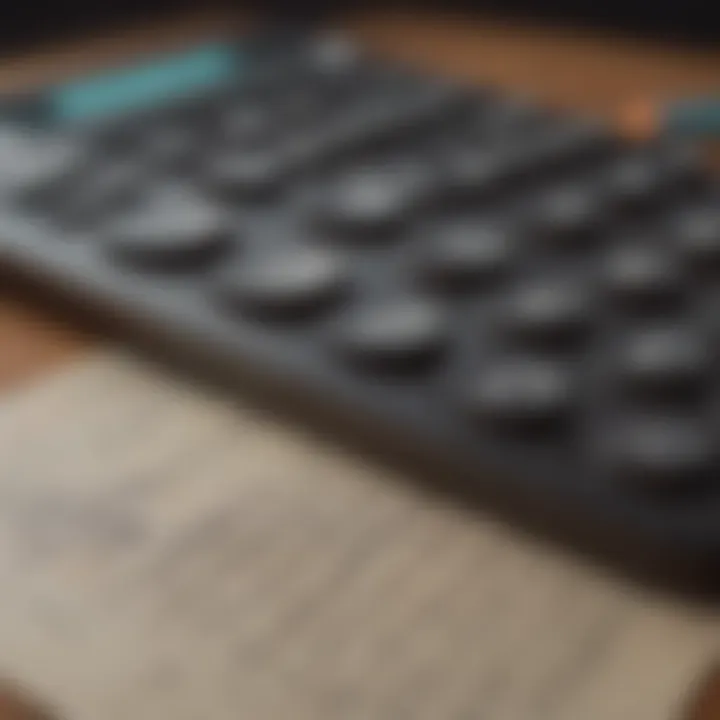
3, 0, 720, 45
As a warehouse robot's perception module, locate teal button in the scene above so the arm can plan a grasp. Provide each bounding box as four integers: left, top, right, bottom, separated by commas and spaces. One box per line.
54, 42, 238, 123
668, 99, 720, 137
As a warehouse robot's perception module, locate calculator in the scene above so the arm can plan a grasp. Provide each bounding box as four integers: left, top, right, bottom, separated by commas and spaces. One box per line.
2, 31, 720, 595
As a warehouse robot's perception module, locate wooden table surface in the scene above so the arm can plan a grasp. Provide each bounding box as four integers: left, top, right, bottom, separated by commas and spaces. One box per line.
1, 8, 719, 719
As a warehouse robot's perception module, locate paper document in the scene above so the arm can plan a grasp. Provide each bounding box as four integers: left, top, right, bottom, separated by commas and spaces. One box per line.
0, 352, 717, 720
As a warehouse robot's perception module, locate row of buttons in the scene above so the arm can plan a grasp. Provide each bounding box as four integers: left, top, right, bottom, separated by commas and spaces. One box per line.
104, 200, 717, 414
108, 199, 713, 490
6, 104, 705, 245
99, 181, 720, 308
105, 205, 720, 496
470, 358, 716, 491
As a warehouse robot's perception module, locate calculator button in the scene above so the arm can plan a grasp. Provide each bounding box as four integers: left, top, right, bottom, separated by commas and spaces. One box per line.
0, 130, 83, 198
466, 358, 574, 431
478, 98, 548, 139
660, 143, 706, 190
604, 417, 714, 492
276, 89, 327, 126
346, 99, 445, 153
443, 149, 511, 199
534, 186, 605, 245
421, 225, 516, 292
403, 82, 472, 124
313, 104, 404, 159
675, 209, 720, 266
106, 191, 230, 269
304, 35, 362, 77
60, 162, 143, 224
517, 120, 611, 174
283, 130, 340, 170
501, 278, 594, 348
219, 246, 349, 320
336, 298, 447, 371
545, 120, 613, 161
141, 125, 197, 168
606, 157, 662, 209
617, 327, 710, 399
604, 244, 684, 311
208, 150, 289, 199
315, 165, 429, 238
221, 104, 276, 145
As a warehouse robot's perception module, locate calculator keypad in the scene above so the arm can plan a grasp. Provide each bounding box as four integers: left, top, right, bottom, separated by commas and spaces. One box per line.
3, 34, 720, 593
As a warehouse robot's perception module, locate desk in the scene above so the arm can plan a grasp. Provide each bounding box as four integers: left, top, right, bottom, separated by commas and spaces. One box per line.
0, 9, 719, 719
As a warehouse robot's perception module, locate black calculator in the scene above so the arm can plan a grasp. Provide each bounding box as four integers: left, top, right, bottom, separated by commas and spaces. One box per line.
2, 31, 720, 595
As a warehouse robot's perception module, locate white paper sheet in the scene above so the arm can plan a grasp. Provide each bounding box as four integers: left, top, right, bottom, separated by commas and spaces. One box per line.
0, 352, 717, 720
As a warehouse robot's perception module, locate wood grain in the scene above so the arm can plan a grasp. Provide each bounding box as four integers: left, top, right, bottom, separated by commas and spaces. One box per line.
0, 685, 54, 720
348, 9, 720, 116
688, 668, 720, 720
0, 294, 87, 393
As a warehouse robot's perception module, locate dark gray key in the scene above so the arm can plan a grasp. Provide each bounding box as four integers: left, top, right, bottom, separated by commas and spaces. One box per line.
518, 120, 613, 174
106, 190, 230, 269
675, 209, 720, 267
283, 130, 340, 170
661, 143, 706, 191
534, 186, 605, 246
307, 92, 435, 162
141, 125, 197, 168
544, 120, 613, 161
466, 357, 574, 431
501, 277, 595, 348
0, 129, 83, 199
218, 245, 349, 320
336, 297, 447, 371
478, 98, 547, 139
604, 244, 684, 311
207, 150, 289, 199
304, 35, 362, 78
606, 157, 662, 209
315, 164, 430, 238
60, 161, 144, 224
221, 104, 276, 145
617, 326, 711, 399
421, 224, 516, 292
275, 89, 326, 126
604, 417, 714, 492
443, 149, 511, 199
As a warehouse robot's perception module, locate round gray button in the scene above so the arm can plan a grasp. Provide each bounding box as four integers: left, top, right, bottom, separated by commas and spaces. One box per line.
617, 326, 710, 399
337, 298, 447, 371
107, 191, 230, 269
316, 164, 429, 238
502, 278, 594, 348
467, 358, 574, 430
219, 245, 349, 319
422, 225, 516, 292
535, 186, 604, 245
607, 157, 661, 209
208, 151, 288, 199
604, 244, 683, 311
675, 209, 720, 266
604, 417, 714, 492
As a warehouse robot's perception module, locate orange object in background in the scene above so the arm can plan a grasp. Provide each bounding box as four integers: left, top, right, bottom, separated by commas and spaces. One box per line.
618, 95, 720, 141
618, 97, 659, 140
